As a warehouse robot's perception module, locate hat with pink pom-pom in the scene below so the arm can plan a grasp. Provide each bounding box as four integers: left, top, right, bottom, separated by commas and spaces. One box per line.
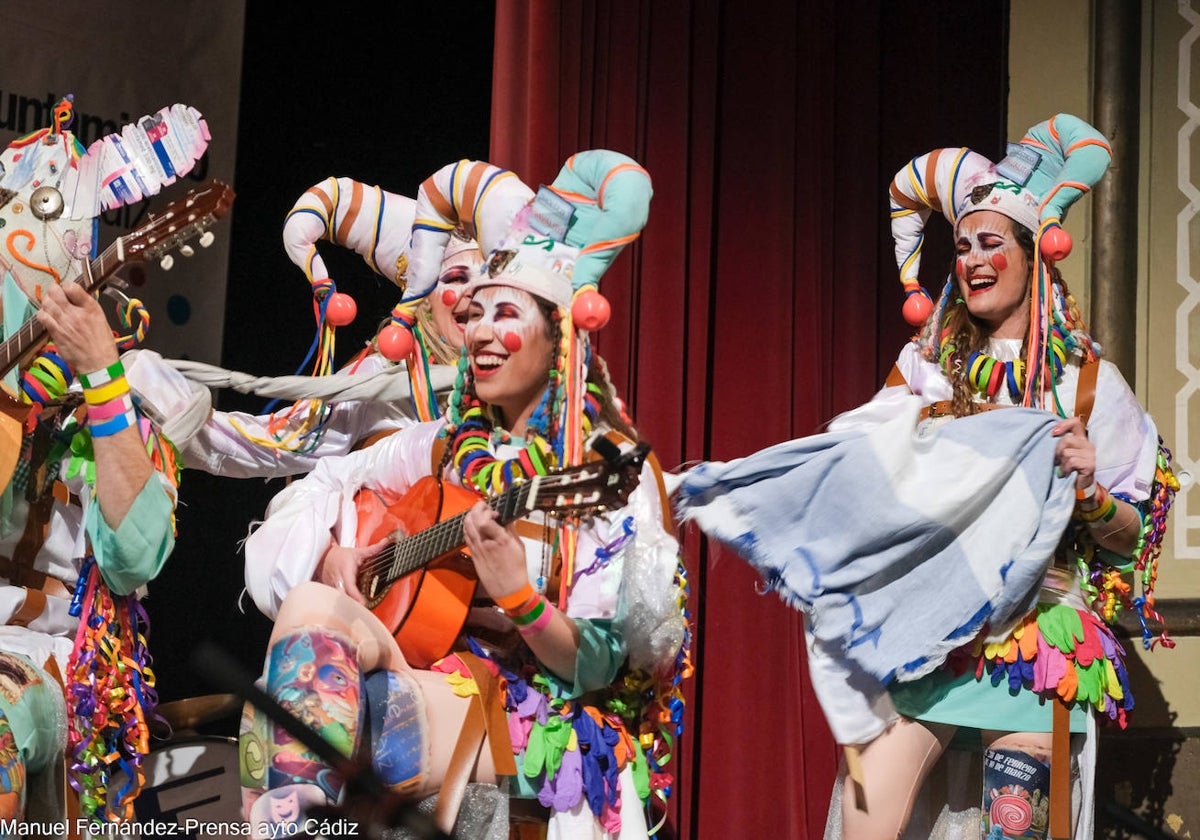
888, 113, 1111, 327
375, 150, 652, 362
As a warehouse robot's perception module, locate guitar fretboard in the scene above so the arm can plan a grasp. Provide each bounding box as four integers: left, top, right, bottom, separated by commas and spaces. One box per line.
376, 480, 535, 587
0, 238, 125, 375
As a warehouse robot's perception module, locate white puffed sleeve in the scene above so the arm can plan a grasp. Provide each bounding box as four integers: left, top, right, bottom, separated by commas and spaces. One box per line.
243, 420, 443, 618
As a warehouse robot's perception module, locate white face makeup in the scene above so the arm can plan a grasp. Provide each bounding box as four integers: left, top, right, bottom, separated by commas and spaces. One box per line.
953, 210, 1031, 339
464, 284, 555, 432
465, 285, 545, 354
428, 251, 483, 346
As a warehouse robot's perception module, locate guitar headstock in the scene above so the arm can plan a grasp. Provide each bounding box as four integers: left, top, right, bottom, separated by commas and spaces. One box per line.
117, 180, 236, 271
525, 441, 650, 519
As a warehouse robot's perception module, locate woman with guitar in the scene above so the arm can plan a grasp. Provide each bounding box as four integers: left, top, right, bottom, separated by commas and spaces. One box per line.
242, 154, 691, 839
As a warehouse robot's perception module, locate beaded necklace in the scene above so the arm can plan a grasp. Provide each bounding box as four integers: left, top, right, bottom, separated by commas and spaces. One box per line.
449, 384, 602, 498
938, 323, 1070, 401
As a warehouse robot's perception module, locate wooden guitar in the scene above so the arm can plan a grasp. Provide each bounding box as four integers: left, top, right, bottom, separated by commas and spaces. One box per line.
0, 180, 236, 487
354, 438, 649, 668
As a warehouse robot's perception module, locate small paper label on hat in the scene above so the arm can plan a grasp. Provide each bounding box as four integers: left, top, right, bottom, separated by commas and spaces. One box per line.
995, 143, 1042, 187
529, 185, 575, 242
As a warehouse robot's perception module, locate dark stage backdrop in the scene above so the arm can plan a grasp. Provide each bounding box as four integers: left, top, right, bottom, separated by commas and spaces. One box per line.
147, 4, 495, 699
491, 0, 1008, 836
148, 1, 1007, 838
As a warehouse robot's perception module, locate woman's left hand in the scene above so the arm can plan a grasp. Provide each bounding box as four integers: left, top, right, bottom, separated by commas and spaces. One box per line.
1052, 416, 1096, 490
462, 502, 529, 600
35, 282, 119, 375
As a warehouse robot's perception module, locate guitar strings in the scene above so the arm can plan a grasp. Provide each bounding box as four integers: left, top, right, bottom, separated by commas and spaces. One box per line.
355, 482, 532, 581
353, 472, 597, 585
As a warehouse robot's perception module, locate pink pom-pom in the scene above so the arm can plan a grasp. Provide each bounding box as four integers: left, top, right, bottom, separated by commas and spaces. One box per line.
378, 324, 415, 361
325, 292, 357, 327
571, 289, 611, 331
1039, 226, 1073, 263
902, 291, 933, 327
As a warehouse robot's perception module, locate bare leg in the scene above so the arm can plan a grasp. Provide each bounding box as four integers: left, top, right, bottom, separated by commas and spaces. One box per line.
840, 718, 956, 840
272, 581, 410, 674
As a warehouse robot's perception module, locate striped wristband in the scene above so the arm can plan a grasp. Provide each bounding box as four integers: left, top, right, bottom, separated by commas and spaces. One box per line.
90, 406, 138, 438
88, 393, 135, 422
79, 361, 125, 389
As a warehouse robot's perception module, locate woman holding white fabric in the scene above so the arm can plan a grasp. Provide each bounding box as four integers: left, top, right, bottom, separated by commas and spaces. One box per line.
676, 114, 1176, 840
829, 115, 1175, 839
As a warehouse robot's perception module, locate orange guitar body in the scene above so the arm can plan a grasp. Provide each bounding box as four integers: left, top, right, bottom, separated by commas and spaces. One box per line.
354, 476, 481, 669
0, 388, 30, 491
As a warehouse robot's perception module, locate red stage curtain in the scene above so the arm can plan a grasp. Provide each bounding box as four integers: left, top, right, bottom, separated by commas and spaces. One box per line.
491, 2, 1006, 836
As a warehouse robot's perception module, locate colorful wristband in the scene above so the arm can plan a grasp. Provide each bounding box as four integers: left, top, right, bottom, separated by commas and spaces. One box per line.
518, 603, 554, 636
1098, 495, 1119, 523
83, 376, 130, 406
1077, 487, 1115, 523
508, 595, 547, 627
87, 394, 135, 422
78, 360, 125, 389
89, 407, 138, 438
495, 582, 537, 613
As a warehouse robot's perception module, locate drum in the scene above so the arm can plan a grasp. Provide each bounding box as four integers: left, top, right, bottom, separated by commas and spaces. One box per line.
110, 735, 243, 836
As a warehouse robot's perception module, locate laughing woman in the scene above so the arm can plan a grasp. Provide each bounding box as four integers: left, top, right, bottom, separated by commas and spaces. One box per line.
676, 114, 1177, 840
240, 154, 691, 839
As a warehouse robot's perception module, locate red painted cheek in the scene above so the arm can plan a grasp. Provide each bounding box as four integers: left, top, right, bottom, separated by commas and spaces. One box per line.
990, 252, 1008, 272
501, 331, 523, 353
955, 257, 966, 280
441, 289, 458, 307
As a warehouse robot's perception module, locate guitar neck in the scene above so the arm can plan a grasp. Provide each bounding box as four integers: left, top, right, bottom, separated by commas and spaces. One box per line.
0, 239, 124, 376
379, 480, 535, 587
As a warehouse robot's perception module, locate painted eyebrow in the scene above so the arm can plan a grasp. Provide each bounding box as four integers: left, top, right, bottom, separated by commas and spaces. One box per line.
439, 267, 471, 284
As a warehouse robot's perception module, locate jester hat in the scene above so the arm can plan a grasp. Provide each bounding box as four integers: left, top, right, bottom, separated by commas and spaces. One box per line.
377, 150, 653, 361
275, 177, 483, 426
889, 113, 1112, 326
0, 98, 209, 305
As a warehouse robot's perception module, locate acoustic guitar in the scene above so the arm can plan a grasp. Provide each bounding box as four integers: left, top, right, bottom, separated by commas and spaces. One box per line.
354, 437, 649, 668
0, 180, 236, 488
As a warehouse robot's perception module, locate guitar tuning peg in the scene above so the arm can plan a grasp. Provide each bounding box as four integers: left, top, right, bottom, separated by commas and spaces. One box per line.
199, 231, 215, 248
179, 245, 195, 257
160, 254, 174, 271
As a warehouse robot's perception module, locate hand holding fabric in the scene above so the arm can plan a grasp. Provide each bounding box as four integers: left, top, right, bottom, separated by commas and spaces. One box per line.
1052, 416, 1096, 490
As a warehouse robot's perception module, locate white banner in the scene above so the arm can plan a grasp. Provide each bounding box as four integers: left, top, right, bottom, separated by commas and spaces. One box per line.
0, 1, 244, 363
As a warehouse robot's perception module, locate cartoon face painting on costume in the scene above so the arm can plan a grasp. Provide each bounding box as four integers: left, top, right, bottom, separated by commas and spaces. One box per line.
954, 209, 1032, 339
464, 284, 555, 424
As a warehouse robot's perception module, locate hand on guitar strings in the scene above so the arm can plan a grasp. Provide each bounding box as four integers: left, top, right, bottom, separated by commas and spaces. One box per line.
316, 539, 388, 605
463, 502, 583, 680
36, 282, 120, 375
461, 502, 528, 601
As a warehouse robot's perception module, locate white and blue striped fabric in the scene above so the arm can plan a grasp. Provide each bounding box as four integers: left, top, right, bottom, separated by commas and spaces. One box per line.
676, 396, 1075, 688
